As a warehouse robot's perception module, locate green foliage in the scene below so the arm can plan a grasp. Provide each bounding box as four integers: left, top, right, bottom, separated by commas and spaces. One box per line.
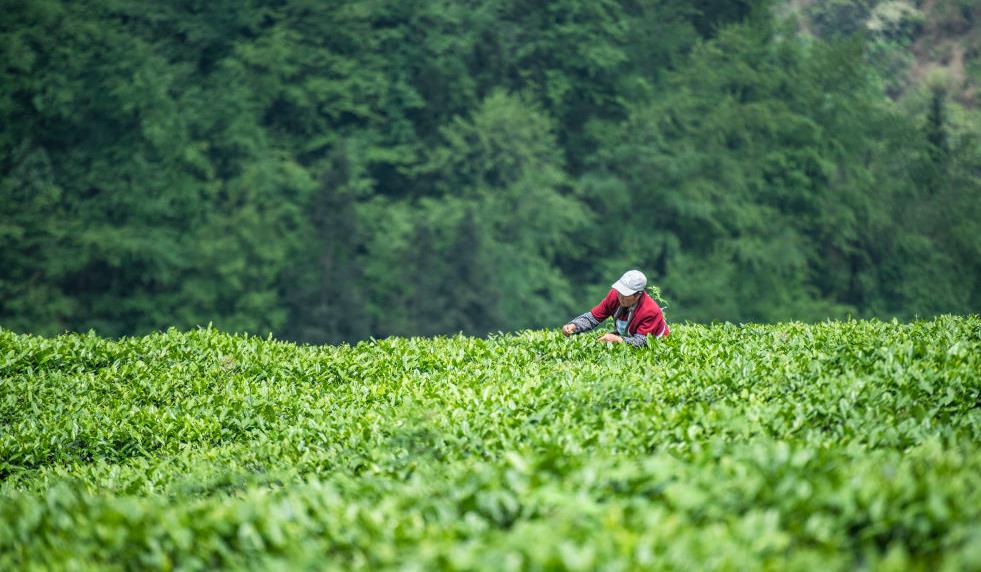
1, 317, 979, 569
583, 16, 980, 324
646, 284, 670, 311
1, 0, 978, 342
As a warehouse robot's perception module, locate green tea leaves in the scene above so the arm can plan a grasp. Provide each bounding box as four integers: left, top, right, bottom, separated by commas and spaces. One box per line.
0, 316, 979, 569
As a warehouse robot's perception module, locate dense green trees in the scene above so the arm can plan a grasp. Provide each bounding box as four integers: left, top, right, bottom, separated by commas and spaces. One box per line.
1, 0, 978, 341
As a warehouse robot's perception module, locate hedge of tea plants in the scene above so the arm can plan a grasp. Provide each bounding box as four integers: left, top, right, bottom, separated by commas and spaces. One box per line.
1, 316, 979, 570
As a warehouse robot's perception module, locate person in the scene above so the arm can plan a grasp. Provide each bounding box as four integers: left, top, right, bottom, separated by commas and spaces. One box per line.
562, 270, 669, 347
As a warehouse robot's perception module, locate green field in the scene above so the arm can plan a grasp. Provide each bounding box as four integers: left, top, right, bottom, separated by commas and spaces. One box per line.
1, 317, 979, 571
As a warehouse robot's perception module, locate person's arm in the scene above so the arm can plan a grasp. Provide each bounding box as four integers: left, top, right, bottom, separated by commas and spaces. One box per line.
621, 331, 648, 347
565, 290, 618, 334
568, 312, 601, 334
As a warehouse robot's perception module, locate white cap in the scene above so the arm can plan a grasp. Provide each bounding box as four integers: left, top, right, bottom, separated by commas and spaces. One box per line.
612, 269, 647, 295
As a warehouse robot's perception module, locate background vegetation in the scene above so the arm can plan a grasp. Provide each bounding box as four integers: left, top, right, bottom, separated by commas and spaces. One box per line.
2, 0, 979, 342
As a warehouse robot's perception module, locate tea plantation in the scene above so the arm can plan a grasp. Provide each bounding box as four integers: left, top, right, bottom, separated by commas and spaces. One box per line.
1, 316, 979, 570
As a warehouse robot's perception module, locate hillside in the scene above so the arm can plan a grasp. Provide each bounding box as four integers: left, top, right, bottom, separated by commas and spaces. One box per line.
2, 317, 979, 570
782, 0, 980, 104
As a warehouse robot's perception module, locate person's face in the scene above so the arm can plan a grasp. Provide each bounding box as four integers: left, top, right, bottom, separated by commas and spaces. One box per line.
617, 291, 641, 307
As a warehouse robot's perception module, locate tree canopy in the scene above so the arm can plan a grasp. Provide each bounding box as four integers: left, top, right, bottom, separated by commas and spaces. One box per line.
2, 0, 979, 341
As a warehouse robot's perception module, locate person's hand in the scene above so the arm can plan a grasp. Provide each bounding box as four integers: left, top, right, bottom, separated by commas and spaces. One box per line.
597, 333, 623, 343
562, 323, 577, 336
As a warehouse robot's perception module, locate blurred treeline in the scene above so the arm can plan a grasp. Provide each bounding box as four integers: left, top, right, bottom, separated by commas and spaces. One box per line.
2, 0, 979, 342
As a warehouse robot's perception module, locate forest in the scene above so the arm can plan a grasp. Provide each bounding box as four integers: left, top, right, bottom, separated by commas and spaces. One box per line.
2, 0, 979, 342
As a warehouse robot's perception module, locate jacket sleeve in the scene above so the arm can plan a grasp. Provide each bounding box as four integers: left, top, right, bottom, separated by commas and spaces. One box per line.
569, 312, 601, 333
622, 332, 648, 347
567, 290, 618, 334
589, 290, 618, 321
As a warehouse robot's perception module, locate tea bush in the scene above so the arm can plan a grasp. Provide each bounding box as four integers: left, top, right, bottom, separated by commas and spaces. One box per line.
1, 316, 979, 570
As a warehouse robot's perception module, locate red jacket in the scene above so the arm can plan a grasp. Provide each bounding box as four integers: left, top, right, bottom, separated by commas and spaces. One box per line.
592, 289, 670, 338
